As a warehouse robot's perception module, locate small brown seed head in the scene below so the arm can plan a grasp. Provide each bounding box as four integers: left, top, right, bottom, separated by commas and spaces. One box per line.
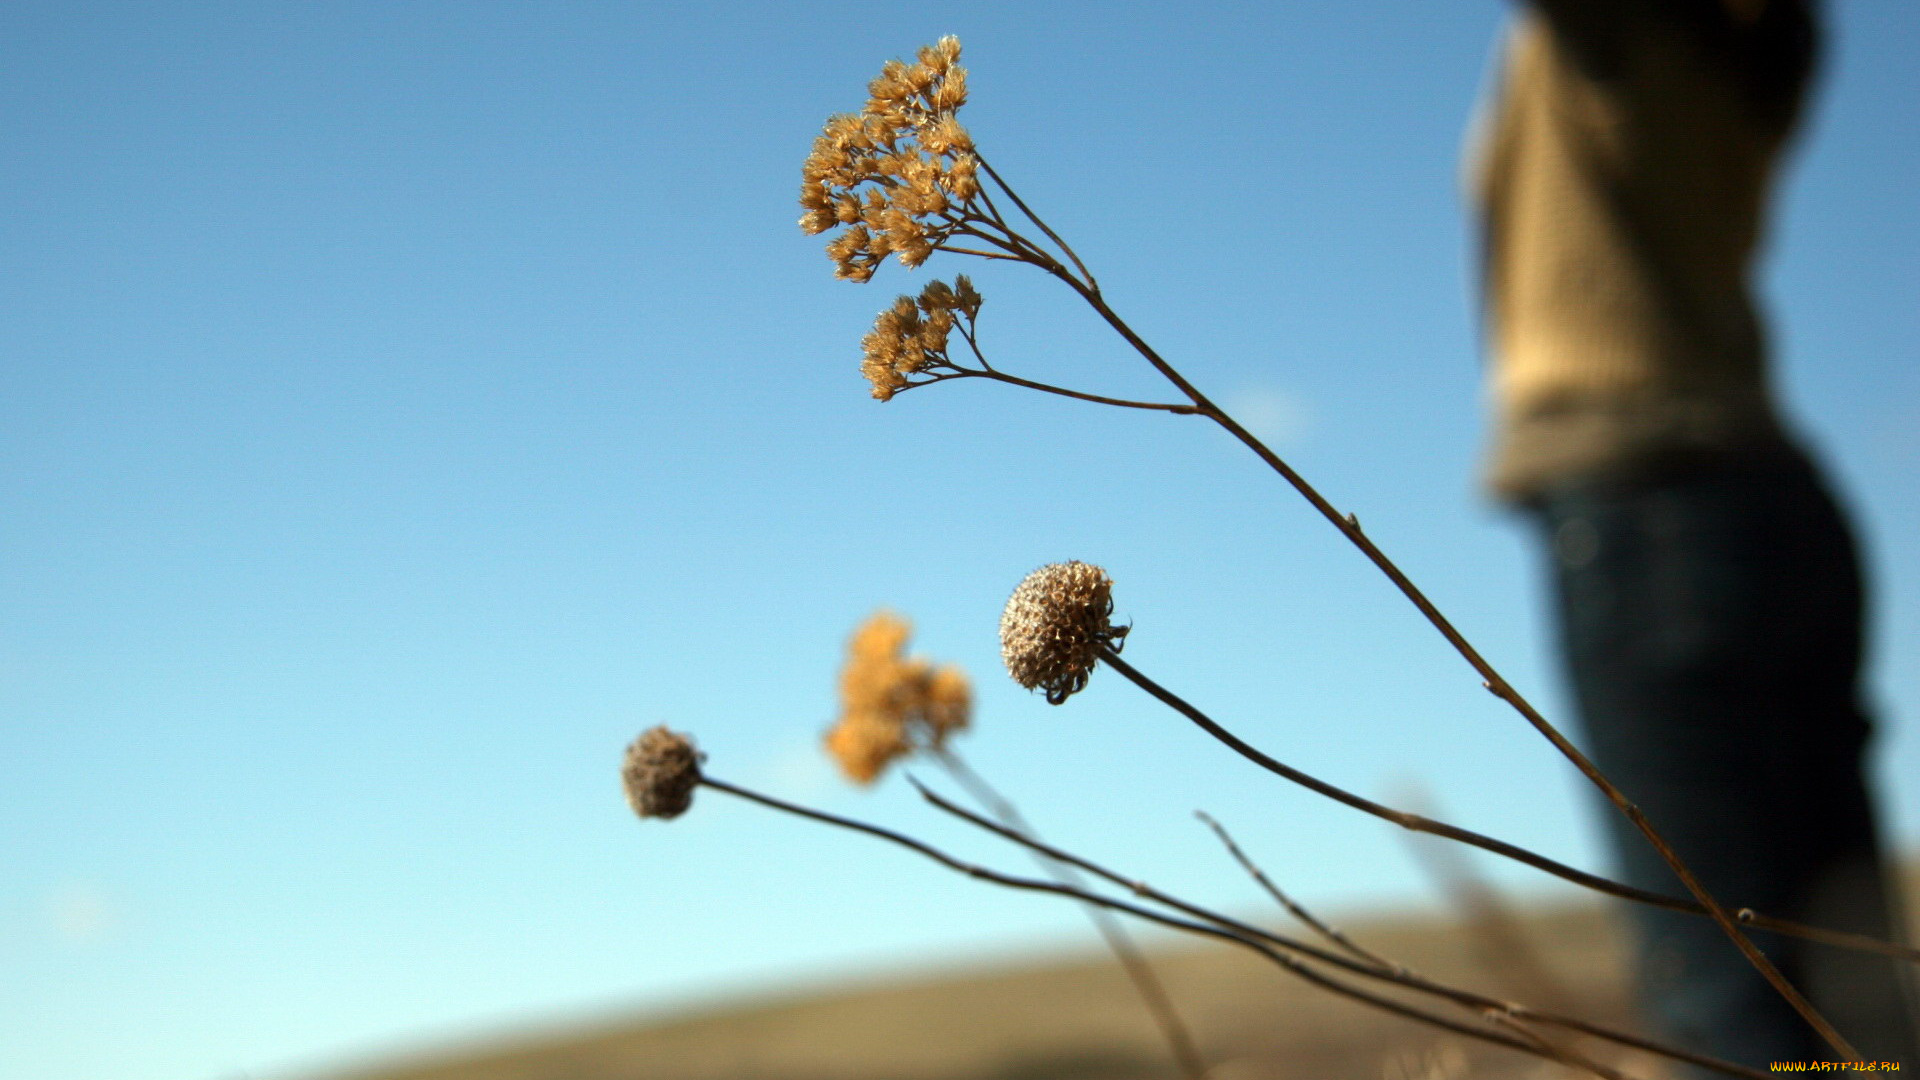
621, 725, 701, 820
999, 562, 1128, 705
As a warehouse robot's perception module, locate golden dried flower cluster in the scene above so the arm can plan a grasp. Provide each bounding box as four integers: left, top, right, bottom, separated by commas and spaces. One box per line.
800, 36, 980, 282
861, 276, 982, 400
826, 611, 972, 784
1000, 562, 1128, 705
621, 725, 701, 820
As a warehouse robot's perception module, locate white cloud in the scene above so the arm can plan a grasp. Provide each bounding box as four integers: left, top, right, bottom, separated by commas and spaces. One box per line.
1220, 384, 1311, 447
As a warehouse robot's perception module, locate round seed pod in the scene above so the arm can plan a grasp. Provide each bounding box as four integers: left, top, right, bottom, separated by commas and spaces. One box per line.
999, 561, 1128, 705
621, 725, 701, 820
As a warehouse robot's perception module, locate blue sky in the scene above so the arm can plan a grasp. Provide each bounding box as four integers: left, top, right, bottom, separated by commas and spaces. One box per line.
3, 3, 1915, 1078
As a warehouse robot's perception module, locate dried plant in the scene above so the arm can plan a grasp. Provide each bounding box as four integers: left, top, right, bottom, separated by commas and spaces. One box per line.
825, 610, 1209, 1080
999, 561, 1129, 705
792, 34, 1920, 1062
619, 34, 1920, 1078
621, 726, 701, 821
624, 733, 1787, 1080
824, 611, 970, 784
799, 36, 978, 282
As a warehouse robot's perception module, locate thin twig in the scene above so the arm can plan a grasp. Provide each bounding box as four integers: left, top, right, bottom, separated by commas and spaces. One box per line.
908, 779, 1769, 1080
969, 171, 1014, 235
1196, 811, 1397, 973
946, 216, 1052, 265
975, 153, 1098, 291
909, 369, 1197, 414
930, 750, 1210, 1080
1094, 644, 1920, 974
1054, 280, 1858, 1059
934, 190, 1867, 1054
934, 245, 1028, 261
970, 369, 1199, 413
1203, 810, 1639, 1078
1396, 784, 1577, 1015
955, 321, 995, 371
695, 774, 1631, 1077
1100, 650, 1691, 915
946, 320, 1199, 414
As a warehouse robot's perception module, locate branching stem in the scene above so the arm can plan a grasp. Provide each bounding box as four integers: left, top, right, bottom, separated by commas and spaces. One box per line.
697, 774, 1639, 1078
930, 750, 1209, 1080
975, 153, 1099, 291
907, 779, 1767, 1080
927, 196, 1868, 1057
1196, 811, 1397, 973
1090, 643, 1855, 1058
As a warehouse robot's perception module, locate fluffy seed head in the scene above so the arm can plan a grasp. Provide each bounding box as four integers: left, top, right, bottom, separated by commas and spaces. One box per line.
922, 665, 972, 744
999, 562, 1128, 705
799, 36, 980, 281
824, 710, 911, 785
826, 611, 973, 785
859, 275, 981, 400
621, 725, 701, 820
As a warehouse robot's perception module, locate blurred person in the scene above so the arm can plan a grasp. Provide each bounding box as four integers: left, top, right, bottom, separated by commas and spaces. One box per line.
1467, 0, 1918, 1069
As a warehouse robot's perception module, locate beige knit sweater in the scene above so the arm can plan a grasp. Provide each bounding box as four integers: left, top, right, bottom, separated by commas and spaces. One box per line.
1470, 0, 1819, 501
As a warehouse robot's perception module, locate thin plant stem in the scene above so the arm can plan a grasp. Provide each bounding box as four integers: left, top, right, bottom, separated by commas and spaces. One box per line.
975, 153, 1098, 291
1035, 257, 1862, 1058
953, 369, 1198, 413
1195, 811, 1398, 973
945, 217, 1049, 265
930, 749, 1210, 1080
935, 246, 1028, 261
695, 774, 1635, 1078
944, 321, 1199, 414
1084, 642, 1852, 1058
922, 184, 1872, 1050
1097, 643, 1900, 1045
1097, 649, 1727, 924
969, 171, 1014, 236
907, 779, 1768, 1080
1202, 811, 1634, 1077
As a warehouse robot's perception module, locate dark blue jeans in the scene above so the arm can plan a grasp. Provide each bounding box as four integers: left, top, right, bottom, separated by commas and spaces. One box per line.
1532, 448, 1918, 1071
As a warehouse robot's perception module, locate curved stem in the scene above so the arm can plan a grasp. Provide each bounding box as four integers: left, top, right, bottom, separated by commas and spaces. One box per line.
953, 320, 995, 372
1003, 261, 1865, 1058
931, 750, 1210, 1080
1196, 811, 1397, 973
1108, 636, 1918, 980
1096, 646, 1669, 906
950, 217, 1056, 267
998, 272, 1918, 957
944, 307, 1195, 414
935, 245, 1027, 261
971, 368, 1199, 413
969, 170, 1014, 234
908, 779, 1765, 1080
697, 775, 1627, 1076
1094, 644, 1858, 1060
975, 153, 1099, 291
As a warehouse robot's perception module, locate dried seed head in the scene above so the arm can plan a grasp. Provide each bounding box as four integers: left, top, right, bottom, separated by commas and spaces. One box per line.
799, 36, 981, 281
999, 562, 1129, 705
858, 275, 981, 400
922, 664, 972, 747
826, 611, 974, 784
825, 709, 911, 785
621, 725, 701, 820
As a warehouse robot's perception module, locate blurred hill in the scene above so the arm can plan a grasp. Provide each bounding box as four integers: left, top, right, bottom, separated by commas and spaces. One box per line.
310, 900, 1660, 1080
